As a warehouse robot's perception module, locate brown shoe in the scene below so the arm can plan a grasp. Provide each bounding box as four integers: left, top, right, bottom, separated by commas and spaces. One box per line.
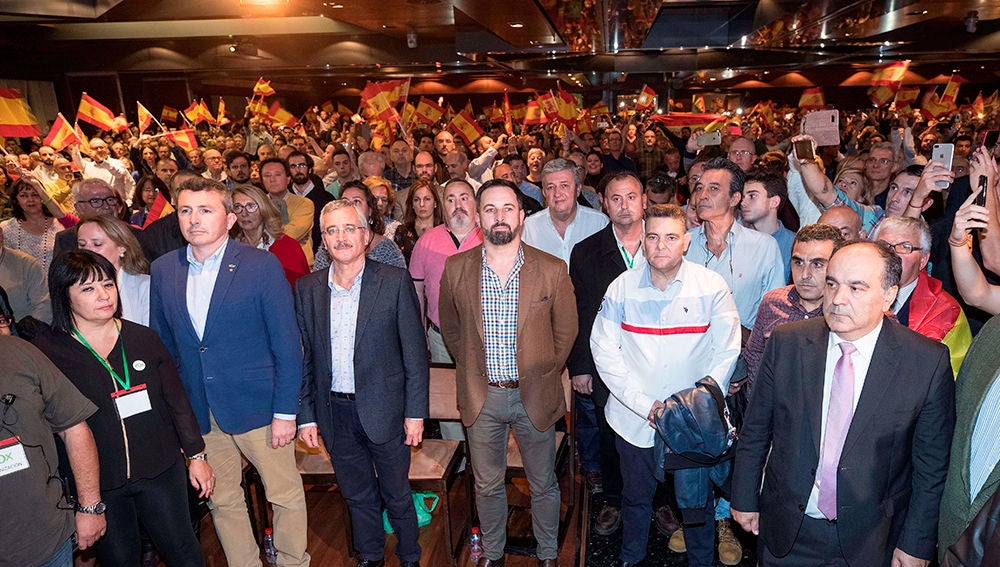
668, 527, 686, 553
593, 503, 622, 536
584, 470, 603, 494
476, 557, 505, 567
717, 519, 743, 565
654, 505, 680, 536
538, 560, 558, 567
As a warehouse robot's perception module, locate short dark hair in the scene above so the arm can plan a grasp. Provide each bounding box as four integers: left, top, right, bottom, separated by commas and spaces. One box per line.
286, 150, 313, 170
476, 179, 523, 210
743, 171, 788, 206
702, 157, 745, 196
174, 176, 232, 213
645, 203, 685, 222
9, 179, 53, 221
898, 164, 925, 179
48, 250, 122, 334
503, 153, 526, 167
832, 240, 902, 291
340, 180, 385, 235
955, 134, 973, 145
605, 170, 644, 196
793, 223, 845, 247
133, 175, 171, 210
259, 157, 291, 178
224, 150, 249, 168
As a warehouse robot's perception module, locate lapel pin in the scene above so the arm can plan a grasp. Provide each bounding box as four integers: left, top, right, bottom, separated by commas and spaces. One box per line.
132, 360, 146, 371
228, 264, 236, 272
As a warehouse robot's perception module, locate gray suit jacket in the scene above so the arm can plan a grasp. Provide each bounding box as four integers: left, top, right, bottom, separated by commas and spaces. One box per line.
295, 259, 429, 445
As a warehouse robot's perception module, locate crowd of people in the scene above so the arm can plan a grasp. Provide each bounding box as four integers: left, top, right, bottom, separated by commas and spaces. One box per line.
2, 100, 1000, 567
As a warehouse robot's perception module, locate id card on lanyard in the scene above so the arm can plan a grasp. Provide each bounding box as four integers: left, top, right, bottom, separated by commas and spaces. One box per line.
0, 435, 30, 477
111, 384, 152, 419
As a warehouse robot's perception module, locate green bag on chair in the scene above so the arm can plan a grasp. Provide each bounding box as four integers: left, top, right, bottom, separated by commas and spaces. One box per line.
383, 491, 439, 534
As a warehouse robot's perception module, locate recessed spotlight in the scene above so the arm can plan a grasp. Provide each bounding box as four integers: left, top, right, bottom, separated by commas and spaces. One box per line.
508, 22, 523, 28
323, 2, 344, 6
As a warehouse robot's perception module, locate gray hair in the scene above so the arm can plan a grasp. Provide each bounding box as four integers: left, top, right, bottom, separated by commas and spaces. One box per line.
541, 157, 581, 188
71, 178, 114, 201
357, 151, 385, 171
872, 216, 931, 257
320, 198, 368, 230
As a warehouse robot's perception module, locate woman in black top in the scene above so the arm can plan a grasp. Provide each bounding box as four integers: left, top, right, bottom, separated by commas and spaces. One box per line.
34, 251, 212, 566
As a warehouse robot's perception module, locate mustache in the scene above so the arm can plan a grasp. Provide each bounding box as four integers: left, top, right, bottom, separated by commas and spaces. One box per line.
332, 242, 354, 250
490, 222, 512, 231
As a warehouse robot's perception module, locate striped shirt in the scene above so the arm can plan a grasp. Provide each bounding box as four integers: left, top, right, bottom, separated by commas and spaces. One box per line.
481, 247, 524, 383
970, 373, 1000, 501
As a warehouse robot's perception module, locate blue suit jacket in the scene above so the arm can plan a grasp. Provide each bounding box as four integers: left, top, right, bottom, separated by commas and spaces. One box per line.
150, 239, 303, 435
295, 259, 429, 446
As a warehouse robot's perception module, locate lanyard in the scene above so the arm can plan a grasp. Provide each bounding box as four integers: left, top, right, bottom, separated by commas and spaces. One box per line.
73, 320, 130, 391
620, 244, 636, 270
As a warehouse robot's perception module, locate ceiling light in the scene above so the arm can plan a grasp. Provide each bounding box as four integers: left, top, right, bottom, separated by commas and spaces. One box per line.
508, 22, 523, 28
322, 2, 343, 6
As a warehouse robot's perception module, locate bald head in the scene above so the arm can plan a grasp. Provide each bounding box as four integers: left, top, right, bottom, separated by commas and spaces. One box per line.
819, 205, 864, 241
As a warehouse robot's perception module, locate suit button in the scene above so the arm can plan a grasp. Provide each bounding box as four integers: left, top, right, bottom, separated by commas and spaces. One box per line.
199, 346, 207, 353
810, 468, 816, 476
798, 504, 805, 512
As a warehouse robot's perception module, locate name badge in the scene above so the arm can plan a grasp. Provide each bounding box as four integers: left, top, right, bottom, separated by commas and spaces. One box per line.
0, 436, 30, 477
111, 384, 152, 419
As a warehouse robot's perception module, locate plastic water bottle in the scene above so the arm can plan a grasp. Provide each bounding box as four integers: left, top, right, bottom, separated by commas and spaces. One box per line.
469, 526, 483, 563
263, 527, 278, 565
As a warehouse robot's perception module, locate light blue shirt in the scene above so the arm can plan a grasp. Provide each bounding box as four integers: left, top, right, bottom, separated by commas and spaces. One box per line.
329, 265, 364, 394
970, 372, 1000, 501
685, 220, 785, 328
522, 205, 609, 270
772, 222, 796, 284
185, 238, 229, 341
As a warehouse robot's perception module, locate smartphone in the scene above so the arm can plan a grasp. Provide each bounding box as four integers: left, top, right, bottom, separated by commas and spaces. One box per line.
802, 109, 840, 147
697, 131, 722, 146
932, 143, 954, 189
975, 183, 987, 207
980, 130, 1000, 156
793, 139, 816, 161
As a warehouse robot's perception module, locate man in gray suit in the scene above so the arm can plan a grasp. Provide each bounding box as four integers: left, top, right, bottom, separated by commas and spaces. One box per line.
296, 199, 429, 567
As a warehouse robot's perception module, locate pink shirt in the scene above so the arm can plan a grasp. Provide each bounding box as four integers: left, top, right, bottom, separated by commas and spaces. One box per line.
409, 224, 483, 326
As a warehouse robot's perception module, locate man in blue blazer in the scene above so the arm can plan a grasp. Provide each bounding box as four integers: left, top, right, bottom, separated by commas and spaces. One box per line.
150, 177, 310, 567
296, 199, 428, 567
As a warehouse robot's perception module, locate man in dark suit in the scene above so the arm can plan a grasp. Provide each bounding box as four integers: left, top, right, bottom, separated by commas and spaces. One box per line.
149, 177, 310, 567
296, 199, 428, 567
732, 240, 956, 567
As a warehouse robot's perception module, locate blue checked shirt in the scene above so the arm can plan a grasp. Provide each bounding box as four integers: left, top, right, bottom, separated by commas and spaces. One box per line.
481, 246, 524, 383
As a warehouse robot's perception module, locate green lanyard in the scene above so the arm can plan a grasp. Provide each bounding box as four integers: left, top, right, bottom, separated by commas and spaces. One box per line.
73, 320, 130, 391
620, 244, 636, 270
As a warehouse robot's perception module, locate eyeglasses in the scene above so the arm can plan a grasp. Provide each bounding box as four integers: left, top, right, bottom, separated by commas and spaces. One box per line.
205, 156, 223, 162
232, 202, 259, 214
0, 314, 11, 327
729, 150, 754, 157
880, 241, 922, 255
289, 163, 309, 170
78, 196, 119, 209
322, 224, 365, 237
866, 157, 892, 166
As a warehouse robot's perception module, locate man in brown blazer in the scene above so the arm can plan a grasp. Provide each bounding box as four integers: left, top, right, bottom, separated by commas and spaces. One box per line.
439, 179, 578, 567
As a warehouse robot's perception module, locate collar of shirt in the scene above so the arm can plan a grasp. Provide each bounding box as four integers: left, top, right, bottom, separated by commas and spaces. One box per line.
786, 286, 823, 317
693, 218, 738, 254
828, 318, 883, 368
893, 277, 919, 313
294, 180, 314, 197
328, 263, 366, 295
638, 258, 687, 291
613, 223, 646, 269
186, 238, 230, 272
481, 245, 525, 286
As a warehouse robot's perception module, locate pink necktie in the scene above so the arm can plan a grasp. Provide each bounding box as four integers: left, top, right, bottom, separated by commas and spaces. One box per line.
817, 341, 857, 520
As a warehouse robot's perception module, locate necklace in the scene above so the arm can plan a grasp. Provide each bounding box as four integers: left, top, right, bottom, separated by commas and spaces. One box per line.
11, 218, 54, 270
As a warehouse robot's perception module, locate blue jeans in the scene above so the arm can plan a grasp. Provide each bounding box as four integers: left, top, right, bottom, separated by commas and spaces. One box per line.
39, 538, 73, 567
575, 392, 600, 472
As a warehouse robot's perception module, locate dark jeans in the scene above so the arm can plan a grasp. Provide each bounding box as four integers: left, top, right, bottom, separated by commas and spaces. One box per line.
595, 397, 623, 505
97, 458, 205, 567
761, 516, 849, 566
616, 435, 715, 567
575, 392, 600, 472
327, 395, 421, 563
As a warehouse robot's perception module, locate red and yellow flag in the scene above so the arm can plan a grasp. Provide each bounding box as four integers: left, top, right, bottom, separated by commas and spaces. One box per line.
74, 122, 92, 156
523, 100, 549, 125
555, 89, 581, 126
868, 85, 897, 108
984, 90, 999, 115
509, 103, 527, 122
245, 98, 268, 118
503, 91, 514, 136
77, 93, 116, 132
635, 84, 657, 112
42, 113, 78, 151
798, 87, 825, 110
871, 61, 909, 86
0, 88, 41, 137
588, 101, 610, 116
112, 114, 129, 134
267, 102, 299, 127
463, 98, 475, 118
921, 89, 956, 120
894, 86, 920, 114
160, 105, 179, 123
360, 82, 401, 123
253, 77, 276, 97
336, 102, 354, 117
143, 190, 175, 229
941, 75, 964, 103
137, 102, 154, 133
692, 95, 707, 113
448, 110, 484, 145
217, 98, 229, 126
401, 102, 417, 129
165, 129, 198, 153
414, 97, 445, 125
972, 92, 986, 117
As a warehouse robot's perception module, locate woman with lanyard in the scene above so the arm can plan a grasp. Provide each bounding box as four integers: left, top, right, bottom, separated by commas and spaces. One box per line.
33, 250, 212, 566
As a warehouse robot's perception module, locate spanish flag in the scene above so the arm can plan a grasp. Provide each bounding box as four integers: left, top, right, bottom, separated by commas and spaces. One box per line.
253, 77, 276, 97
871, 61, 909, 86
112, 114, 130, 134
921, 89, 955, 120
42, 113, 78, 151
414, 97, 445, 126
143, 190, 175, 229
217, 98, 229, 126
360, 82, 401, 123
165, 129, 198, 153
77, 93, 116, 132
536, 91, 559, 119
137, 102, 155, 133
868, 85, 897, 108
523, 100, 547, 125
74, 122, 92, 156
267, 102, 299, 127
160, 105, 179, 123
503, 91, 513, 136
246, 98, 269, 118
0, 88, 41, 137
635, 84, 657, 112
984, 90, 999, 115
972, 92, 985, 117
555, 89, 581, 126
894, 86, 920, 114
448, 110, 484, 145
798, 87, 825, 110
401, 102, 417, 128
508, 103, 527, 123
941, 75, 964, 103
692, 95, 707, 113
588, 101, 610, 116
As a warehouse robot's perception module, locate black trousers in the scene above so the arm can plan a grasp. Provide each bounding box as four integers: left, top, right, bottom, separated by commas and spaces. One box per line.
327, 395, 421, 563
594, 396, 624, 505
97, 457, 205, 567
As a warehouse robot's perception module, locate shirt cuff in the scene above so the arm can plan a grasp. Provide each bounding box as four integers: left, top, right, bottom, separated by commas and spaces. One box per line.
273, 413, 297, 421
297, 422, 317, 429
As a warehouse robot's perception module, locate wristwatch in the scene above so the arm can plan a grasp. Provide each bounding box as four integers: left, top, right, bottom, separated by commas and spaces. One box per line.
76, 501, 107, 515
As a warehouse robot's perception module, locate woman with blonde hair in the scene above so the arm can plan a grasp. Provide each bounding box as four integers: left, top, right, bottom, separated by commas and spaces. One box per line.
230, 184, 309, 287
76, 214, 150, 325
833, 157, 874, 205
364, 175, 401, 238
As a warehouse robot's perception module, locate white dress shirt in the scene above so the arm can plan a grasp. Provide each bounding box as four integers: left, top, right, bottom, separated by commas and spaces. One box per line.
522, 205, 609, 270
805, 320, 884, 519
185, 239, 229, 341
118, 269, 150, 326
84, 158, 136, 204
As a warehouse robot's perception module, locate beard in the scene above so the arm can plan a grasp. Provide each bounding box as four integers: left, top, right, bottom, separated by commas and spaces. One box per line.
484, 222, 517, 245
291, 172, 309, 184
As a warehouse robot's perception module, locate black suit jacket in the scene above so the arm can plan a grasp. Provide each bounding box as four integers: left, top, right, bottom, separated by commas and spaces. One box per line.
141, 212, 185, 261
295, 259, 429, 446
567, 224, 628, 407
732, 317, 955, 565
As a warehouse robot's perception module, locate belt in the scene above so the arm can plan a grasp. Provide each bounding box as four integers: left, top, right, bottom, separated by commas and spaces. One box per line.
488, 380, 520, 389
330, 391, 356, 400
428, 321, 441, 333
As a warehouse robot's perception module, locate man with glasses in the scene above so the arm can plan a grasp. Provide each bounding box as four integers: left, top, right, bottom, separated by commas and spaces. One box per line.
601, 129, 638, 175
873, 217, 971, 375
289, 151, 333, 256
865, 142, 897, 208
727, 137, 757, 173
71, 138, 135, 205
53, 178, 148, 259
295, 200, 428, 567
201, 149, 227, 183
